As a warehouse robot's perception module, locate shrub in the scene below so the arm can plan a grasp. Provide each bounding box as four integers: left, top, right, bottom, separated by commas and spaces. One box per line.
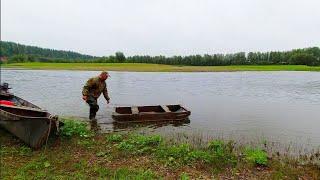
207, 140, 237, 167
244, 148, 268, 166
60, 119, 92, 138
208, 140, 225, 156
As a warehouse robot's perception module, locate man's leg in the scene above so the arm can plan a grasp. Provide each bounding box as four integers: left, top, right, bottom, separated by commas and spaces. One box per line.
86, 96, 99, 120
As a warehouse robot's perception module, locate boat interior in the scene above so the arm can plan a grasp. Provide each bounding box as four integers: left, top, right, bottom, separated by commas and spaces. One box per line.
115, 105, 185, 114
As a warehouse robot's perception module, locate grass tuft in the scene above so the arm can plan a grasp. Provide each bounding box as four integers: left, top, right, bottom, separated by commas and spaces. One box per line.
59, 118, 92, 138
244, 148, 268, 166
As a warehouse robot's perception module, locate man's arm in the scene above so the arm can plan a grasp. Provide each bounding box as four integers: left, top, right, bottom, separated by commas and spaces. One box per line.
103, 84, 110, 103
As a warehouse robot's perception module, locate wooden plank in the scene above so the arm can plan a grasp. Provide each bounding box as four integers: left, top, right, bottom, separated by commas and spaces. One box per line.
131, 106, 139, 114
161, 105, 171, 112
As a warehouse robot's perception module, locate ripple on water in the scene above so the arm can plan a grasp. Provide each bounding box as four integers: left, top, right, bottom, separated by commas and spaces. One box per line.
2, 69, 320, 153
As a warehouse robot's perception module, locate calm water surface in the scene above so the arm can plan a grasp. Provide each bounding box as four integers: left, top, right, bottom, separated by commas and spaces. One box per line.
2, 69, 320, 152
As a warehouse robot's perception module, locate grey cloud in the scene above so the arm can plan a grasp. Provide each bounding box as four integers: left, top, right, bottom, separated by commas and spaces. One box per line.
2, 0, 320, 56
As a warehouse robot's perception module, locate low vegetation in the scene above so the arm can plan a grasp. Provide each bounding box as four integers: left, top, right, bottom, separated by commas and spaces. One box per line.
59, 118, 93, 138
4, 62, 320, 72
244, 148, 268, 166
0, 119, 319, 179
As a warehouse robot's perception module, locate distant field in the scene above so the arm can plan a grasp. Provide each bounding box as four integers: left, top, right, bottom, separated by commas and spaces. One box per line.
2, 62, 320, 72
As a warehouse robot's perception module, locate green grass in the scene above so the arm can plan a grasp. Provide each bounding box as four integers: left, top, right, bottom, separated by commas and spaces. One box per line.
244, 148, 268, 166
59, 118, 93, 138
1, 119, 320, 179
3, 62, 320, 72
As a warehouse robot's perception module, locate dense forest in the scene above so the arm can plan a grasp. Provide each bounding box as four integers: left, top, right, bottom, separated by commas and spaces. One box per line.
1, 41, 320, 66
0, 41, 95, 61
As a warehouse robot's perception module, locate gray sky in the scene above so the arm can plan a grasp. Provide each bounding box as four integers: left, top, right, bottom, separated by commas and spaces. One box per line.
1, 0, 320, 56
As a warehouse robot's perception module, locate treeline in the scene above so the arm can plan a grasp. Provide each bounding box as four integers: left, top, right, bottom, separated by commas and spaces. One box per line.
1, 41, 320, 66
0, 41, 95, 60
77, 47, 320, 66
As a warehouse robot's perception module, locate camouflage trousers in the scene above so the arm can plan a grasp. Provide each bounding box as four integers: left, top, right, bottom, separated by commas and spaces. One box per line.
86, 95, 99, 120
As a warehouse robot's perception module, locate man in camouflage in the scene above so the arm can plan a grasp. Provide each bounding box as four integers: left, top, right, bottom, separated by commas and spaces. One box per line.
82, 71, 110, 120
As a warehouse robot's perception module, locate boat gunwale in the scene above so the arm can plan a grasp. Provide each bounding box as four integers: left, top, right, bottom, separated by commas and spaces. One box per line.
113, 117, 190, 123
0, 104, 48, 112
0, 106, 51, 121
112, 104, 190, 116
12, 95, 42, 109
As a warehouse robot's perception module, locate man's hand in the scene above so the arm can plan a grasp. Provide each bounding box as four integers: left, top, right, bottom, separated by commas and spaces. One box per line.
82, 95, 88, 101
107, 99, 110, 104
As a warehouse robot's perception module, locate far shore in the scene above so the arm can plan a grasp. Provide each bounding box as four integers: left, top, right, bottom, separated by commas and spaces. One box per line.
2, 62, 320, 72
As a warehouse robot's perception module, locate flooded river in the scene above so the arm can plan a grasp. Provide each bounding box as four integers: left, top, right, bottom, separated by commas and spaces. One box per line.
1, 69, 320, 153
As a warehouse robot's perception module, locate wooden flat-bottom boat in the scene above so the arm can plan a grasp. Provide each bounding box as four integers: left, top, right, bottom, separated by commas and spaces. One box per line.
112, 104, 191, 123
0, 83, 61, 149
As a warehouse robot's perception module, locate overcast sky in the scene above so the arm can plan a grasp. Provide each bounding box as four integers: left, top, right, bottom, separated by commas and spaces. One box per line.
1, 0, 320, 56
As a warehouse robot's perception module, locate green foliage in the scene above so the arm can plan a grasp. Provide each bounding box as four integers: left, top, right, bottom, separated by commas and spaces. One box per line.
208, 140, 225, 155
244, 148, 268, 166
207, 140, 237, 169
2, 41, 320, 66
109, 134, 237, 168
1, 41, 94, 61
115, 52, 126, 63
117, 141, 136, 151
0, 146, 32, 156
180, 172, 190, 180
14, 156, 52, 179
77, 138, 96, 148
60, 119, 92, 138
156, 143, 192, 164
156, 143, 218, 166
93, 47, 320, 66
106, 134, 123, 143
114, 134, 163, 155
289, 53, 319, 66
18, 146, 32, 156
95, 167, 112, 178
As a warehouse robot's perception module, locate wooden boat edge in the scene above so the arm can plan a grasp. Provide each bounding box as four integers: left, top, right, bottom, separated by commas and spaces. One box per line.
112, 104, 190, 115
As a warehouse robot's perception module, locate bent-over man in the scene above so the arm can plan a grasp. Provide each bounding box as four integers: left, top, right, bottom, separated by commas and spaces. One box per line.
82, 71, 110, 120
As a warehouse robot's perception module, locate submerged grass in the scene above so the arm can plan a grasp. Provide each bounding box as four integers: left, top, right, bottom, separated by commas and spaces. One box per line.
1, 119, 319, 179
3, 62, 320, 72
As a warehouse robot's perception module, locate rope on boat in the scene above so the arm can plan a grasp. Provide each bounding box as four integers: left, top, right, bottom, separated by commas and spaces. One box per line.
44, 118, 52, 151
44, 115, 58, 151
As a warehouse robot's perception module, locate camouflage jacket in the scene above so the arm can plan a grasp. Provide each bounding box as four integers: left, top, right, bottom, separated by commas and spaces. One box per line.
82, 77, 110, 100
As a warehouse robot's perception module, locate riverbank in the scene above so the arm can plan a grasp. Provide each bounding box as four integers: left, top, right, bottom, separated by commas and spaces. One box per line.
1, 119, 319, 179
2, 62, 320, 72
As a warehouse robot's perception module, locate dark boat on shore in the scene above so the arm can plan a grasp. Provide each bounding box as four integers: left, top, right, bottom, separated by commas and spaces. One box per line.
0, 83, 61, 149
112, 105, 191, 123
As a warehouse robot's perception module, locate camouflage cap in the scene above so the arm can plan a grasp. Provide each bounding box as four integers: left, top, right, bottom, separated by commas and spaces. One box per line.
100, 71, 111, 77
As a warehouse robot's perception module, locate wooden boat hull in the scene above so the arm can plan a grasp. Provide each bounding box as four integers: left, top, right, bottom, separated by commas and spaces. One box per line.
112, 105, 191, 123
0, 95, 60, 149
0, 115, 57, 149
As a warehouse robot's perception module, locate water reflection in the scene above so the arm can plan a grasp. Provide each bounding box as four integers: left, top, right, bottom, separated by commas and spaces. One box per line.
108, 118, 191, 132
